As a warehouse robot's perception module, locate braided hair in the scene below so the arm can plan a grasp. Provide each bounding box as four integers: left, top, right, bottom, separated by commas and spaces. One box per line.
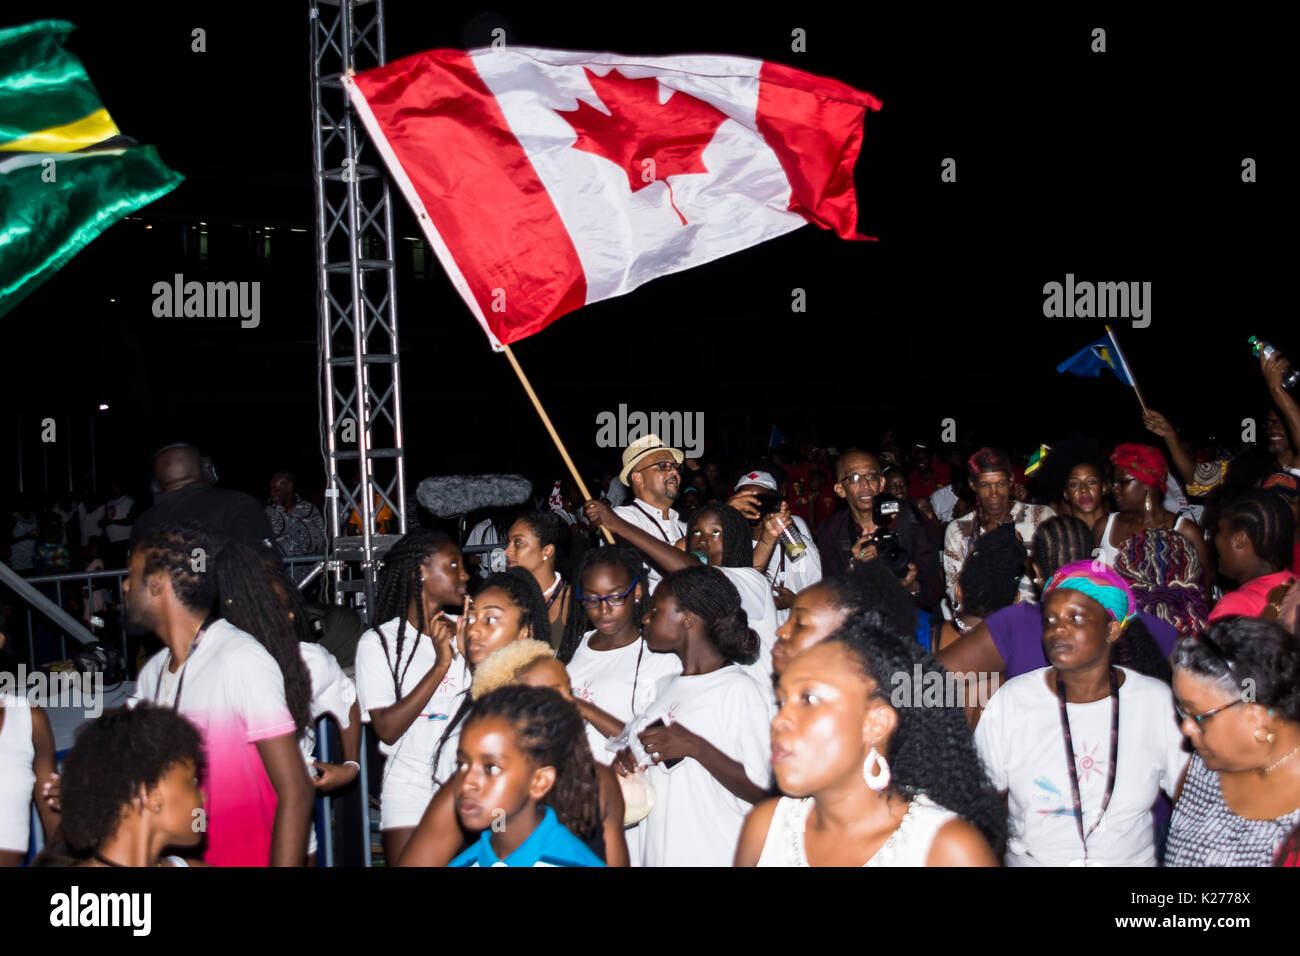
432, 567, 549, 786
59, 705, 206, 854
134, 523, 313, 733
372, 529, 456, 701
1223, 488, 1296, 571
825, 612, 1007, 855
690, 502, 754, 567
468, 685, 602, 844
957, 523, 1025, 617
1030, 514, 1096, 579
215, 538, 314, 734
557, 546, 649, 664
1114, 529, 1210, 637
661, 564, 759, 665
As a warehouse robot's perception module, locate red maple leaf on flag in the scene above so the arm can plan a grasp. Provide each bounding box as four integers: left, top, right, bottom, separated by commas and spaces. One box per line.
554, 68, 728, 225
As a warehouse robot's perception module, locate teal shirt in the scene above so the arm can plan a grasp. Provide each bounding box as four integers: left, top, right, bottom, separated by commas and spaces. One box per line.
447, 806, 605, 868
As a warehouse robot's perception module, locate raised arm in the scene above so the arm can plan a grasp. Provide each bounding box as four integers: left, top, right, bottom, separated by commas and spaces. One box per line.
1143, 409, 1196, 485
583, 500, 695, 575
366, 610, 462, 746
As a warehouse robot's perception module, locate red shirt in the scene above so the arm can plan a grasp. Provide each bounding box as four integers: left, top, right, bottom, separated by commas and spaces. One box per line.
908, 462, 951, 500
1208, 570, 1297, 621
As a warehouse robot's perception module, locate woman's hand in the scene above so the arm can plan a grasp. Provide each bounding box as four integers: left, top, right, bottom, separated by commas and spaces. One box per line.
611, 746, 643, 777
311, 760, 360, 792
771, 585, 796, 611
638, 721, 699, 766
41, 773, 61, 814
428, 612, 456, 670
1143, 408, 1177, 440
760, 504, 792, 544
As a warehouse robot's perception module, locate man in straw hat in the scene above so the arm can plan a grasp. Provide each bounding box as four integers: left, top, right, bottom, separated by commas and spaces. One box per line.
612, 434, 686, 592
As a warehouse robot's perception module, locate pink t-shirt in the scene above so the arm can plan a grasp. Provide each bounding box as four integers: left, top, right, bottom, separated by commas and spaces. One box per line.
1208, 570, 1297, 622
133, 620, 298, 866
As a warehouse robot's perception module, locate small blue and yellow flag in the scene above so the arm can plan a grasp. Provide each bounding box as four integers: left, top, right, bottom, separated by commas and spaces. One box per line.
1056, 330, 1134, 385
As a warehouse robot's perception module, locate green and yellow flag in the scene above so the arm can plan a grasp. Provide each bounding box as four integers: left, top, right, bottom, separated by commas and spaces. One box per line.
0, 20, 182, 318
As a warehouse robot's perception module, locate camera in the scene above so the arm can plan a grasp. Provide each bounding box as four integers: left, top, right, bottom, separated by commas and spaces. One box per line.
754, 491, 784, 515
863, 494, 910, 578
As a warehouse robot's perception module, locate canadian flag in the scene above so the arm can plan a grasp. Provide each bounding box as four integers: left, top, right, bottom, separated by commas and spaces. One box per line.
344, 47, 882, 349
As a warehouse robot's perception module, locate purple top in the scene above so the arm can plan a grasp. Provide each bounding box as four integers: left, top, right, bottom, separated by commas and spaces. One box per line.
987, 601, 1179, 679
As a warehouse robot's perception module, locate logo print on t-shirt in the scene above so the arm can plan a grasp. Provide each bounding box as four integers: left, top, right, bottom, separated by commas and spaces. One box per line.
1074, 741, 1103, 783
574, 680, 594, 703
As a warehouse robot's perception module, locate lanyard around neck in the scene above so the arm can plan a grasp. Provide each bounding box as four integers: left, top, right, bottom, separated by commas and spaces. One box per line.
155, 615, 216, 712
1055, 666, 1119, 862
631, 501, 673, 543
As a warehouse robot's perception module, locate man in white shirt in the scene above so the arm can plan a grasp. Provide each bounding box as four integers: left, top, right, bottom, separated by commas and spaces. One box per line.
731, 470, 822, 626
612, 434, 686, 593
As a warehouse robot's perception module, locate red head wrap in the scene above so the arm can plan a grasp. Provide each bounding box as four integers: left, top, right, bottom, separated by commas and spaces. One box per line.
1110, 443, 1168, 489
967, 446, 1012, 476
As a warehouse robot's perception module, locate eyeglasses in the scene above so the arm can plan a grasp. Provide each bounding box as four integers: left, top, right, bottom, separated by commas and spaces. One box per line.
1175, 698, 1245, 727
577, 578, 639, 610
637, 460, 679, 475
839, 473, 882, 487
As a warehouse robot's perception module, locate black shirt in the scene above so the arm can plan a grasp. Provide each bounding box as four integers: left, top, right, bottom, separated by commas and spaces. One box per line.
818, 504, 943, 609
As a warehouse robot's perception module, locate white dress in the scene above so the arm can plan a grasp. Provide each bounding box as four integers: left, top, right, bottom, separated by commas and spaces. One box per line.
0, 696, 35, 854
756, 794, 959, 867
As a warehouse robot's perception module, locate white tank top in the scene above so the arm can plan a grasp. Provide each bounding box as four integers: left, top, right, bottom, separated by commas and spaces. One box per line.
0, 695, 36, 854
756, 793, 959, 867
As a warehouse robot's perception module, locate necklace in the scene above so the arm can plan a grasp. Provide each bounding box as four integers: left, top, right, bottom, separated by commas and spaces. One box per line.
1265, 743, 1300, 774
153, 615, 215, 711
93, 851, 127, 867
1055, 666, 1120, 863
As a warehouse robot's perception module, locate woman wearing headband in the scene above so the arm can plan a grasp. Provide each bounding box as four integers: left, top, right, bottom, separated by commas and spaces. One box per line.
1166, 617, 1300, 866
973, 561, 1187, 865
1095, 443, 1211, 579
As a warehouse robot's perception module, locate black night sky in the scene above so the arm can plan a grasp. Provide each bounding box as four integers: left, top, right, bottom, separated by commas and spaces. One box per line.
2, 5, 1286, 507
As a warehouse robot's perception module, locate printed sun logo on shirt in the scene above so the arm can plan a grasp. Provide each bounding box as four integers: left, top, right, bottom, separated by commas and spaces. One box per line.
574, 680, 595, 703
1074, 741, 1104, 784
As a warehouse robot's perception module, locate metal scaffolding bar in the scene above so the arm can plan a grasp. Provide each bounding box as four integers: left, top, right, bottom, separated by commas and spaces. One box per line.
309, 0, 407, 623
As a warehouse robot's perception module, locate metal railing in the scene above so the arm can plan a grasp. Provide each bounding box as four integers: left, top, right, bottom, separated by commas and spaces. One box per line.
3, 555, 330, 670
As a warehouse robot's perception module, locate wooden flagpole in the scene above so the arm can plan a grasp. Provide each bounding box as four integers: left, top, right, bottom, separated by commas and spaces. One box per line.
1104, 325, 1150, 415
502, 344, 615, 545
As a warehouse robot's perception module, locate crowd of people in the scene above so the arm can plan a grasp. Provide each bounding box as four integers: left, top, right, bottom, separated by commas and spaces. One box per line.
2, 350, 1300, 867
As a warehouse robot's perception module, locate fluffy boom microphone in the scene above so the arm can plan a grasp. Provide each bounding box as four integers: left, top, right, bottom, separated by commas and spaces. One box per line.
416, 474, 534, 517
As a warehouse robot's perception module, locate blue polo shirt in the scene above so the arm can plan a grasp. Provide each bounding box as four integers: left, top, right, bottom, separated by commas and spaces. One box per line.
447, 806, 606, 867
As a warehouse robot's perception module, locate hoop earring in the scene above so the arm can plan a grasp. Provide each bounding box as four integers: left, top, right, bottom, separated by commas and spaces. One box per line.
863, 746, 891, 791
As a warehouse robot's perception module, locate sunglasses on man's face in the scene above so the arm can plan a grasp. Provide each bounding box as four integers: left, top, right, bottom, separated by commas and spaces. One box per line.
638, 460, 679, 475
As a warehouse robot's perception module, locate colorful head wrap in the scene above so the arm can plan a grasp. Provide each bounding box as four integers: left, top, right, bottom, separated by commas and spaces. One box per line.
967, 446, 1012, 476
1110, 443, 1168, 490
1114, 529, 1209, 637
1043, 559, 1137, 627
1261, 472, 1300, 506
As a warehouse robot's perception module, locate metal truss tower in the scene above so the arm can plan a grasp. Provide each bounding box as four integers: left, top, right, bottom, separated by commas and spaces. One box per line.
309, 0, 407, 620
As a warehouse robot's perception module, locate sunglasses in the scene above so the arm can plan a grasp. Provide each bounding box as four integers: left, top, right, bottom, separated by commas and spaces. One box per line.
577, 578, 639, 610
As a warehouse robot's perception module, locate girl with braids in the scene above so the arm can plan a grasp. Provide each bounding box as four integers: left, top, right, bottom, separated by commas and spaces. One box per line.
397, 641, 630, 866
60, 706, 207, 867
1095, 442, 1211, 577
736, 614, 1002, 866
447, 686, 605, 866
1166, 617, 1300, 866
1114, 529, 1210, 637
1208, 488, 1296, 621
585, 498, 781, 686
428, 568, 551, 787
974, 561, 1188, 866
504, 510, 574, 650
354, 529, 470, 862
610, 565, 775, 866
939, 516, 1181, 690
126, 522, 314, 866
558, 548, 681, 763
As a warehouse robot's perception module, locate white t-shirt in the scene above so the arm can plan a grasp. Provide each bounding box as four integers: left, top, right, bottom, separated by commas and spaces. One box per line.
298, 642, 357, 768
354, 617, 470, 785
566, 631, 683, 764
131, 620, 298, 867
634, 665, 774, 866
719, 565, 779, 690
77, 502, 104, 547
930, 484, 957, 524
974, 665, 1188, 867
103, 494, 135, 543
753, 514, 822, 626
613, 500, 685, 593
0, 695, 35, 854
465, 519, 504, 580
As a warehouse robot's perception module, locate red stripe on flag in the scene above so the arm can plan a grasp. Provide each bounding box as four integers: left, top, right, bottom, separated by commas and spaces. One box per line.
755, 62, 882, 241
353, 50, 586, 345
